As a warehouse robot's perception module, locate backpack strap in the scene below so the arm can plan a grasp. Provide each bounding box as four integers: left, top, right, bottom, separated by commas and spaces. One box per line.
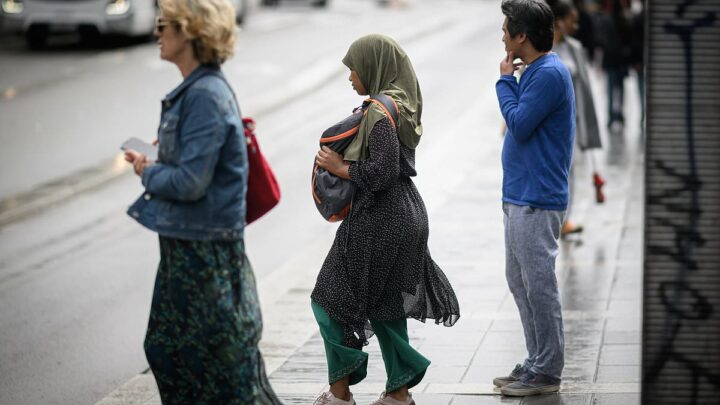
366, 93, 399, 129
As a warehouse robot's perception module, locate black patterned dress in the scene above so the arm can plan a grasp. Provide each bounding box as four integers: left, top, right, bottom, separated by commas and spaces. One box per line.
311, 118, 460, 349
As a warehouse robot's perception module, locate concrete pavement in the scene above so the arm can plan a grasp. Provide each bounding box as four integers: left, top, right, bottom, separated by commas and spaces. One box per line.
264, 118, 644, 404
98, 62, 646, 404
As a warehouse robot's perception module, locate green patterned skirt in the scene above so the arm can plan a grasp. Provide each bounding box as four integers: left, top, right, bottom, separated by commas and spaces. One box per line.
144, 236, 281, 405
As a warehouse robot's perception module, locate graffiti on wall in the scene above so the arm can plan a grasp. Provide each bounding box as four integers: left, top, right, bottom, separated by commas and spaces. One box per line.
645, 0, 718, 402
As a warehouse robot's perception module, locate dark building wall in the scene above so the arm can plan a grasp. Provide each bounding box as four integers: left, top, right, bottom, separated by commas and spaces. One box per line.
643, 0, 720, 404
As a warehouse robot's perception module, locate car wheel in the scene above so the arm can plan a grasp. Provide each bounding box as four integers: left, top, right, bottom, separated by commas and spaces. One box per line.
26, 25, 49, 50
79, 25, 101, 48
311, 0, 327, 7
236, 0, 248, 24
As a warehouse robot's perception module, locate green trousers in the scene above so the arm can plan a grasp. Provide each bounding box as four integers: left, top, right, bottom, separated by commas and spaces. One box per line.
311, 301, 431, 392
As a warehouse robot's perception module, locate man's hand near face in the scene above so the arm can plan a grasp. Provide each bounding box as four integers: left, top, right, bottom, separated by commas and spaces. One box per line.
500, 51, 524, 76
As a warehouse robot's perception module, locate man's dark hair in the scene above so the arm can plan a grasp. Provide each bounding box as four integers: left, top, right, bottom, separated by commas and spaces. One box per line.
501, 0, 555, 52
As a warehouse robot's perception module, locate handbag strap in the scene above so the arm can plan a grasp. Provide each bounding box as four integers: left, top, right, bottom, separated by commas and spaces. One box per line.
198, 71, 262, 158
200, 70, 244, 123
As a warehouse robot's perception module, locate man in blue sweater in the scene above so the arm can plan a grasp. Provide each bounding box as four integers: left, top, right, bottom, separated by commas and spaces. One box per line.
492, 0, 575, 397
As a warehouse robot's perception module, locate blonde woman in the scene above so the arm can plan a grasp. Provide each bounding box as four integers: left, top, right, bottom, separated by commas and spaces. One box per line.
124, 0, 281, 402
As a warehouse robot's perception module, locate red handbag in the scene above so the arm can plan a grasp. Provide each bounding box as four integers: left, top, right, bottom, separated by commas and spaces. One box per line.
243, 117, 280, 224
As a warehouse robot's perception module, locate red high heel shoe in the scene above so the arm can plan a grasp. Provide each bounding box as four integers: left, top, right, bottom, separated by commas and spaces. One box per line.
593, 172, 606, 204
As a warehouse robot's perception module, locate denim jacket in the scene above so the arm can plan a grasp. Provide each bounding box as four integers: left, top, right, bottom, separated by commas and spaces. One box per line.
127, 64, 247, 241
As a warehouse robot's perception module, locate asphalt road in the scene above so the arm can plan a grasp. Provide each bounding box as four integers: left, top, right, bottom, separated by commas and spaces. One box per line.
0, 0, 506, 403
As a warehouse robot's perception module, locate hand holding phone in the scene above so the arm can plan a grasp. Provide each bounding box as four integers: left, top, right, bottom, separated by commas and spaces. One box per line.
121, 137, 158, 161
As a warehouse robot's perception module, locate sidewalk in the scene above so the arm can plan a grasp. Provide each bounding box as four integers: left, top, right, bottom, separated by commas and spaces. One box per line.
98, 71, 645, 405
100, 133, 644, 405
265, 138, 643, 405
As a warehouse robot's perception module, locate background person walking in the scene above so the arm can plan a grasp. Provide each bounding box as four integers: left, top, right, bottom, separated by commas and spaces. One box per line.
124, 0, 281, 402
492, 0, 575, 397
548, 0, 605, 237
596, 0, 632, 130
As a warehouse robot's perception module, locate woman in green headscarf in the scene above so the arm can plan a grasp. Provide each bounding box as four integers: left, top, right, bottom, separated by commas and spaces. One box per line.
311, 34, 460, 405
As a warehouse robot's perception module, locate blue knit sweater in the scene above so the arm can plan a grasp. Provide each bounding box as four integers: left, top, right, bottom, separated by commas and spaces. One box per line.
496, 53, 575, 211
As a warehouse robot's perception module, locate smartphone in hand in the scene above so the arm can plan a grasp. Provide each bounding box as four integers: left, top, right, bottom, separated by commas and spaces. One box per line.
121, 137, 158, 161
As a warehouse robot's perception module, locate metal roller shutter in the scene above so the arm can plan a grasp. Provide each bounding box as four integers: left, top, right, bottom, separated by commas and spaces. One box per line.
643, 0, 720, 404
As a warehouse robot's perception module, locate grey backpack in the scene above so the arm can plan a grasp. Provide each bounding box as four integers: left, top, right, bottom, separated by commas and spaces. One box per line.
311, 94, 399, 222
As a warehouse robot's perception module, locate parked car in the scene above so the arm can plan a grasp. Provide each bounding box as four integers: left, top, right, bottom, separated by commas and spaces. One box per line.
0, 0, 248, 49
261, 0, 327, 8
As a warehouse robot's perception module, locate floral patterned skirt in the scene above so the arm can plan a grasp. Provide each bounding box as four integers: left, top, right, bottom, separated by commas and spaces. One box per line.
144, 236, 281, 404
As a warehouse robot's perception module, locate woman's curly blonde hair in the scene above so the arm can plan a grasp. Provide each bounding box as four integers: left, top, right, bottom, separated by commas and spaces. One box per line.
159, 0, 236, 65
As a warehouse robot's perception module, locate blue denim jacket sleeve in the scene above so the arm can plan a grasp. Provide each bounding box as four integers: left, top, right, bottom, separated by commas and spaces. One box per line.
141, 87, 226, 202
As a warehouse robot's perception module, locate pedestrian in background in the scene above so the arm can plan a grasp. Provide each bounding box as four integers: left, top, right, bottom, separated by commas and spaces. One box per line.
548, 0, 604, 237
124, 0, 281, 402
493, 0, 574, 396
629, 3, 644, 127
570, 0, 597, 61
311, 34, 460, 405
597, 0, 632, 129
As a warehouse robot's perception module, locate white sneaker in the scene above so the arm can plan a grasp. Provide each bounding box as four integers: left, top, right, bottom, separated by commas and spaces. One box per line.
313, 391, 356, 405
369, 392, 415, 405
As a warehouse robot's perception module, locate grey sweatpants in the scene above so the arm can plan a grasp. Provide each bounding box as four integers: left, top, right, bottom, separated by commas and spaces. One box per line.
503, 202, 565, 380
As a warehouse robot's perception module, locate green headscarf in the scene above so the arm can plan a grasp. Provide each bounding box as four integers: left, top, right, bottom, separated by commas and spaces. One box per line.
341, 34, 423, 162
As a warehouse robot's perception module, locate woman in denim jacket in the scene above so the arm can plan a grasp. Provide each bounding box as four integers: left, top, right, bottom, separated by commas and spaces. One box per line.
124, 0, 280, 403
